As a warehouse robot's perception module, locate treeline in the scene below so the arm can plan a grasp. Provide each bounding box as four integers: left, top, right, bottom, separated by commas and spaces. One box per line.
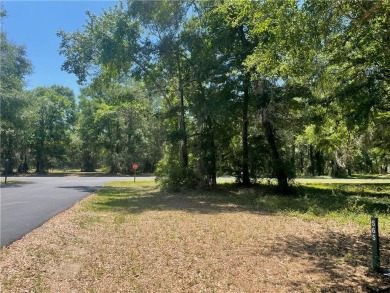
1, 1, 389, 192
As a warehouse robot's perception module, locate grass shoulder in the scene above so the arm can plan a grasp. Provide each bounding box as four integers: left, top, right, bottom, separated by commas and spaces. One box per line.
0, 180, 30, 188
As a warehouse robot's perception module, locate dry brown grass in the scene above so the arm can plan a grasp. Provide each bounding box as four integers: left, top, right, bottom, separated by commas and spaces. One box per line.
1, 181, 389, 292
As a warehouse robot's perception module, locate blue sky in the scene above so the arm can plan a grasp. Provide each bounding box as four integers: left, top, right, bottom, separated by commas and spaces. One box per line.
2, 1, 117, 97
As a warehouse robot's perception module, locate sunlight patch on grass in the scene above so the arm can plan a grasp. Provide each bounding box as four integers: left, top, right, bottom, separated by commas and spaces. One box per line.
104, 180, 156, 188
81, 180, 159, 213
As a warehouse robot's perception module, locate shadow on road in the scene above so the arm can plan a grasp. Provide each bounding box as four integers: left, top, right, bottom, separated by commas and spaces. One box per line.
59, 185, 102, 193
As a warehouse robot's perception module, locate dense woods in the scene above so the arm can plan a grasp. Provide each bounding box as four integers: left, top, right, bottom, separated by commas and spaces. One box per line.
1, 1, 389, 192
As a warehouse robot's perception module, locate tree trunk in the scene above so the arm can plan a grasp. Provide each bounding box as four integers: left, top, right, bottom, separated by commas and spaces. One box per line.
309, 145, 316, 176
35, 146, 45, 174
35, 160, 45, 174
262, 109, 290, 193
195, 75, 216, 189
242, 75, 251, 186
315, 150, 324, 176
299, 149, 304, 175
236, 23, 252, 187
177, 56, 188, 168
331, 152, 346, 178
81, 148, 96, 172
206, 118, 217, 189
18, 156, 28, 173
4, 160, 13, 175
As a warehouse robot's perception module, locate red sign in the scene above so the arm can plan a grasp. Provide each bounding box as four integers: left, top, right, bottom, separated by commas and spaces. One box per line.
132, 163, 139, 170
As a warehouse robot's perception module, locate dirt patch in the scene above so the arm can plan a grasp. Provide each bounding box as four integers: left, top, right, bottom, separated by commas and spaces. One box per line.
1, 187, 389, 292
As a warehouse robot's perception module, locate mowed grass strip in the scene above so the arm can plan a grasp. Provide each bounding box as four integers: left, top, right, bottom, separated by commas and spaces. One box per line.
0, 180, 389, 292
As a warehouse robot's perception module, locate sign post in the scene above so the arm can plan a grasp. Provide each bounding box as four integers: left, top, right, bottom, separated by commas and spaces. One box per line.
366, 218, 390, 293
371, 217, 380, 273
132, 163, 138, 182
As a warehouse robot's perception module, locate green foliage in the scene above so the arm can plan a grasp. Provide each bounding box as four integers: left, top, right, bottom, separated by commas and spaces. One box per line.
155, 145, 198, 192
2, 0, 389, 181
29, 86, 76, 173
0, 28, 32, 172
3, 0, 388, 183
71, 81, 163, 174
55, 0, 389, 187
0, 32, 32, 92
58, 3, 141, 85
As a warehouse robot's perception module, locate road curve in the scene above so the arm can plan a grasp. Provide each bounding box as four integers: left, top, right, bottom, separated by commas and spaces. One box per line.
0, 176, 139, 248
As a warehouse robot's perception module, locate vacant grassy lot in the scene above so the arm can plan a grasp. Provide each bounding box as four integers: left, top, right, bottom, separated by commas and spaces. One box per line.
1, 180, 389, 292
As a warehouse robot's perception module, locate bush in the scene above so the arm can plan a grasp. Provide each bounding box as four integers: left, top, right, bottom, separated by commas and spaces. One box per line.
155, 151, 198, 192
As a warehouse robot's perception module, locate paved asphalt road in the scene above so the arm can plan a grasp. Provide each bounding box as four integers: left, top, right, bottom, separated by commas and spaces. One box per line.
0, 176, 140, 248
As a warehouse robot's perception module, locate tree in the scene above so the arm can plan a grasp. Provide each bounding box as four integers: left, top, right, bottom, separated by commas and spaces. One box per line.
326, 0, 390, 175
0, 11, 32, 173
29, 86, 76, 174
74, 93, 100, 172
201, 1, 261, 186
293, 0, 390, 177
57, 0, 389, 187
129, 0, 192, 169
74, 81, 163, 174
212, 0, 308, 191
58, 1, 192, 177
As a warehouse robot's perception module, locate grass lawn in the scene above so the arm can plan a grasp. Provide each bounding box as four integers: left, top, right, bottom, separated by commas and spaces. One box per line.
1, 180, 389, 292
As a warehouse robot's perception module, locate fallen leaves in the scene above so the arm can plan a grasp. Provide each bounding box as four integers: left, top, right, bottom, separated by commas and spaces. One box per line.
1, 186, 389, 292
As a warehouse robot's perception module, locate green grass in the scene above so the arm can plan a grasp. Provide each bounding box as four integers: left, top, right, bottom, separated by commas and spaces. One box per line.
85, 179, 390, 234
0, 180, 30, 187
255, 183, 390, 232
295, 174, 390, 180
351, 173, 390, 179
82, 180, 158, 213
